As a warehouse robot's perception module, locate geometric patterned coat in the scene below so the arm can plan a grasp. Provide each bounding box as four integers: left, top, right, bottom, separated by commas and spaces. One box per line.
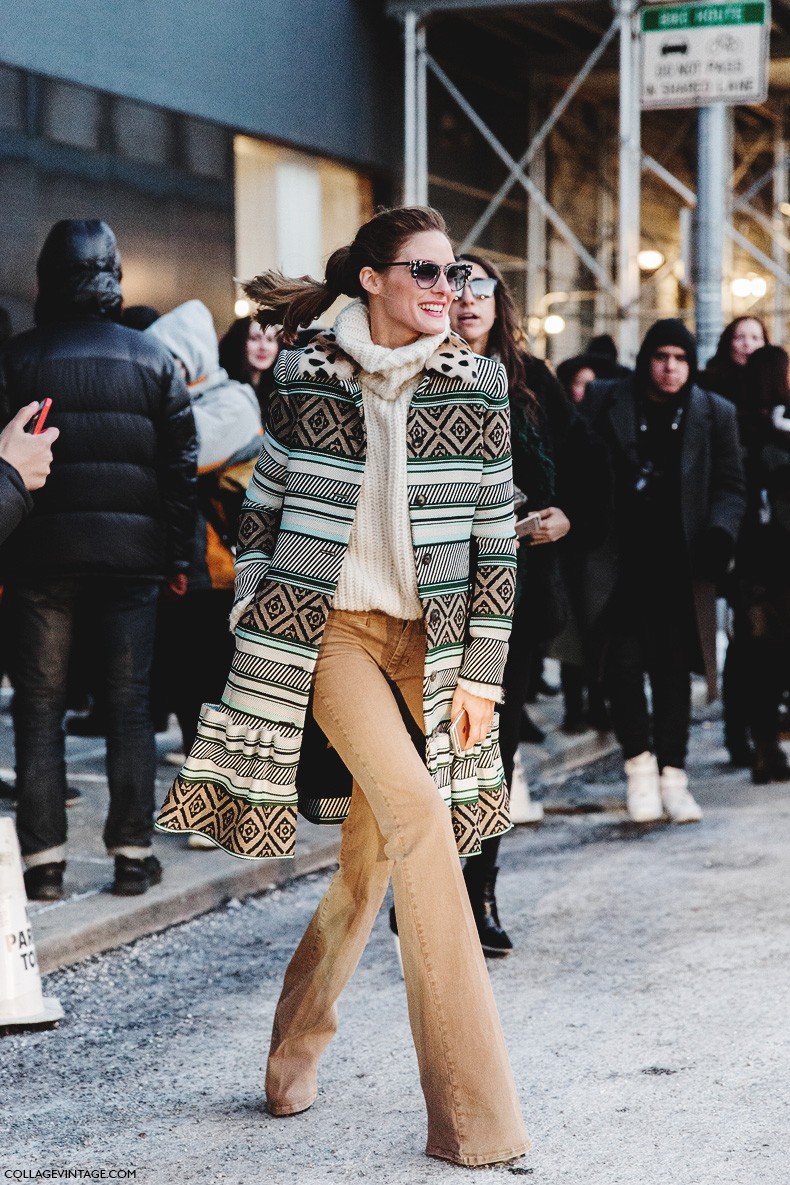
156, 326, 517, 860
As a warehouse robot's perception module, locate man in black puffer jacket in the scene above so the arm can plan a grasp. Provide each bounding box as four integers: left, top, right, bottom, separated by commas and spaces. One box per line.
0, 219, 197, 901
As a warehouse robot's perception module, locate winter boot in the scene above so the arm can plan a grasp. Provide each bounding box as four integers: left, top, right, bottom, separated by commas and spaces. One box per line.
660, 766, 702, 823
624, 751, 663, 822
752, 741, 790, 784
463, 863, 513, 957
24, 862, 65, 902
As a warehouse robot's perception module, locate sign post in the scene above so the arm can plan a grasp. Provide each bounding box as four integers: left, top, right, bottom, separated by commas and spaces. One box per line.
641, 2, 770, 111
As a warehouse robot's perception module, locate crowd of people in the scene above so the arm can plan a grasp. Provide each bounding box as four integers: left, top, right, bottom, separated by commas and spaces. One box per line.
2, 204, 789, 1169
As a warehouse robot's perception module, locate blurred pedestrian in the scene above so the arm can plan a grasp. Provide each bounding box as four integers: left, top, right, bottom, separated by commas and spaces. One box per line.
587, 332, 631, 376
156, 206, 529, 1167
557, 350, 622, 405
0, 219, 197, 902
583, 320, 746, 823
219, 316, 281, 419
734, 344, 790, 782
700, 316, 770, 766
450, 254, 611, 952
147, 300, 263, 831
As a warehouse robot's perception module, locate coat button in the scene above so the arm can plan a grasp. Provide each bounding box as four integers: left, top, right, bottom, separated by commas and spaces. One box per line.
414, 493, 427, 506
422, 553, 433, 565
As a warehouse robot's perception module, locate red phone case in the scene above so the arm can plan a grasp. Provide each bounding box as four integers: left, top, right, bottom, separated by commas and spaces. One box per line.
30, 398, 52, 435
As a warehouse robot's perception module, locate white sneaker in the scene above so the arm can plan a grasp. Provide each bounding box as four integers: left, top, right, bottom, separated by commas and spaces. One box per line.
509, 749, 544, 824
624, 751, 663, 822
188, 833, 217, 850
660, 767, 702, 823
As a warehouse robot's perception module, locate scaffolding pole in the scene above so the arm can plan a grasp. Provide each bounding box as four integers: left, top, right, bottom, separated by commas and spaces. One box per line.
774, 112, 788, 341
695, 105, 729, 367
617, 0, 641, 364
416, 23, 429, 205
526, 88, 548, 355
403, 12, 418, 204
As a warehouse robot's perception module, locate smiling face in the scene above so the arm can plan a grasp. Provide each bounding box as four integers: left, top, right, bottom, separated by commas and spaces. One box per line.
246, 321, 280, 377
729, 318, 765, 367
449, 261, 498, 355
360, 230, 457, 347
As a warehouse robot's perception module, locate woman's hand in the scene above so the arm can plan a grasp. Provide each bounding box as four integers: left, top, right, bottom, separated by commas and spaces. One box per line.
450, 686, 496, 750
529, 506, 570, 546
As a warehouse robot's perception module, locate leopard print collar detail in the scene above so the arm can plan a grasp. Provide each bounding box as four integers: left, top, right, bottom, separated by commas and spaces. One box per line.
294, 328, 479, 387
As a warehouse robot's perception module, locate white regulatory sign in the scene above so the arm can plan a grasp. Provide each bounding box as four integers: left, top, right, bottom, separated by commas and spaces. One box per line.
641, 1, 770, 110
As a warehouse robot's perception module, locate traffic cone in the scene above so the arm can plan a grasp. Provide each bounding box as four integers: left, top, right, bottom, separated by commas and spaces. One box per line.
508, 748, 544, 825
0, 817, 63, 1031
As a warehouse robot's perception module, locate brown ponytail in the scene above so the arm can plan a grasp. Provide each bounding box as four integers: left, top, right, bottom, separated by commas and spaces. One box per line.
243, 205, 449, 346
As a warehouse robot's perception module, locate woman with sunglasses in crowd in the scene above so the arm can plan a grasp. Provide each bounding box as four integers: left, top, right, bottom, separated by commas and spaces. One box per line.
449, 255, 611, 956
157, 206, 529, 1168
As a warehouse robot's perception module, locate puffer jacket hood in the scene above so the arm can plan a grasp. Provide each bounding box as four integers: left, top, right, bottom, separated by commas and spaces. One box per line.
147, 300, 263, 473
35, 220, 122, 325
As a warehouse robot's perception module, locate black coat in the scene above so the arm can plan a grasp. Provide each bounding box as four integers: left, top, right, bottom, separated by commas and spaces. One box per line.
0, 319, 197, 578
511, 358, 612, 647
581, 376, 746, 695
0, 457, 32, 548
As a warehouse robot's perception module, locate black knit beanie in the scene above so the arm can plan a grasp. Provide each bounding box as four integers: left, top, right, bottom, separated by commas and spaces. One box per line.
635, 318, 697, 394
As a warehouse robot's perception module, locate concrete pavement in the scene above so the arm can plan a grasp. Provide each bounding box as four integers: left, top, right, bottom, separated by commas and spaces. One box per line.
0, 678, 617, 973
1, 713, 787, 1185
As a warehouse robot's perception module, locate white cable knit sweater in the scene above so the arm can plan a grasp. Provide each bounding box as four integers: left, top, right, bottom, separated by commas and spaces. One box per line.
332, 300, 446, 619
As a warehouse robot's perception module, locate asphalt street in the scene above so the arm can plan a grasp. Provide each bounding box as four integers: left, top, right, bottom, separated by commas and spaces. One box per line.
1, 720, 788, 1185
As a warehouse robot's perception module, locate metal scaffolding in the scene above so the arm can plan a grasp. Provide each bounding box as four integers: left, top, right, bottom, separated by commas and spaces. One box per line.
390, 0, 790, 361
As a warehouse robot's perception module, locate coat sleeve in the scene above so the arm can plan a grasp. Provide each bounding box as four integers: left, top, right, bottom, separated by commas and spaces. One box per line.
0, 457, 33, 548
233, 379, 295, 613
707, 394, 747, 541
457, 361, 517, 695
159, 358, 198, 575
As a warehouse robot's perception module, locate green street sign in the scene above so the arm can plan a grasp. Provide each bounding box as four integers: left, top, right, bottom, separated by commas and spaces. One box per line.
641, 1, 770, 109
642, 3, 766, 32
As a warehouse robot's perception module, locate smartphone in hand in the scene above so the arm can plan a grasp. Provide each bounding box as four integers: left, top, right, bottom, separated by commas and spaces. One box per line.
24, 398, 53, 435
515, 510, 543, 539
449, 708, 471, 756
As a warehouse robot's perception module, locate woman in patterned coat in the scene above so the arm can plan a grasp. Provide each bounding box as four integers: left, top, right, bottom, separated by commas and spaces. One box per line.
157, 207, 529, 1168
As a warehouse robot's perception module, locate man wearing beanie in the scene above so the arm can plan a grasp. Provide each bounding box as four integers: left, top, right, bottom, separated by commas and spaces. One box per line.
582, 319, 746, 823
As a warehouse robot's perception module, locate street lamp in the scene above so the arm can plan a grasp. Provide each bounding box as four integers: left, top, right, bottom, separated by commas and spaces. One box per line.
637, 249, 665, 272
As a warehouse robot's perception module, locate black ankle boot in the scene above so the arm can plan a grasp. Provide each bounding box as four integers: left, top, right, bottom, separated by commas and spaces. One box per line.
752, 740, 790, 784
463, 864, 513, 958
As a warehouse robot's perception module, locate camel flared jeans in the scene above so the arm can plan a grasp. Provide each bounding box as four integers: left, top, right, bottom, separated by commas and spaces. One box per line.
265, 610, 529, 1167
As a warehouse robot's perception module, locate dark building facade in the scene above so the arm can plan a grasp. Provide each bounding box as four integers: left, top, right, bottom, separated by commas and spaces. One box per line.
0, 0, 398, 333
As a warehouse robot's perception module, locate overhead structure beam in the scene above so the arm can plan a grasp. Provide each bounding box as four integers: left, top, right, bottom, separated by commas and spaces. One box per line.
425, 53, 616, 294
458, 16, 618, 252
388, 0, 599, 14
643, 156, 790, 291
